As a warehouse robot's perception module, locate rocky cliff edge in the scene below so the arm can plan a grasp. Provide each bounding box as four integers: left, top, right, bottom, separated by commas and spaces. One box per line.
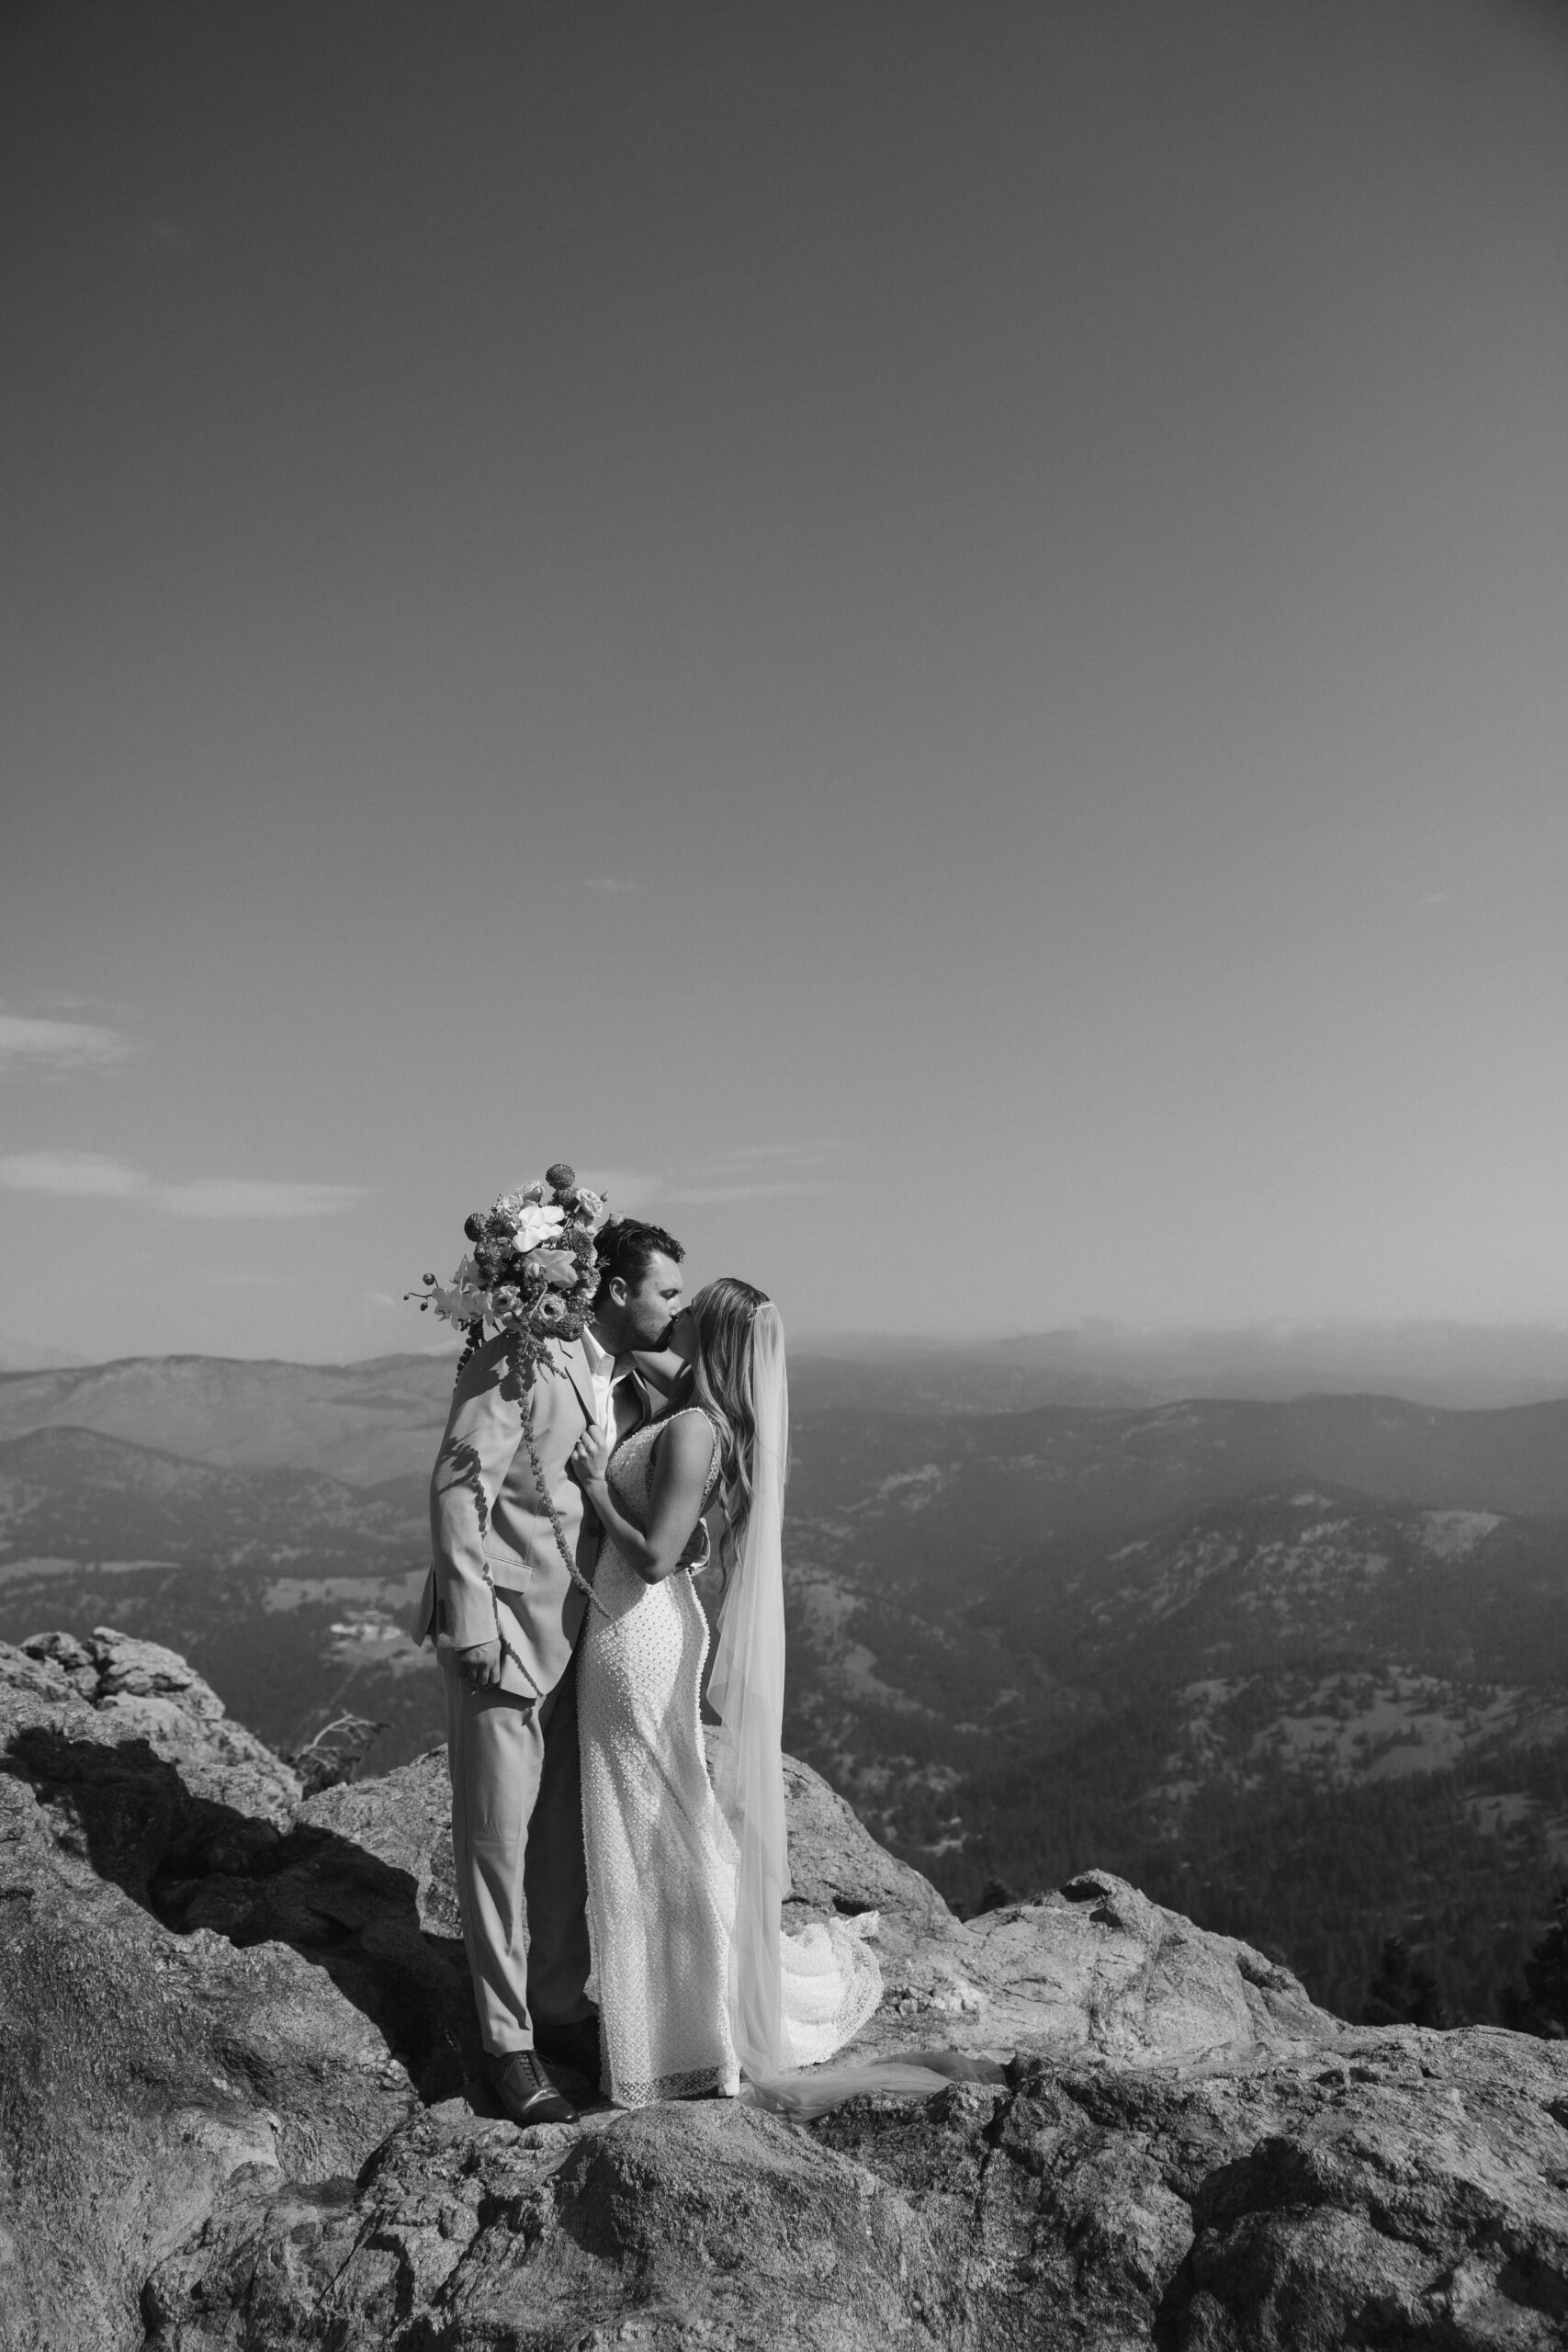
2, 1629, 1565, 2349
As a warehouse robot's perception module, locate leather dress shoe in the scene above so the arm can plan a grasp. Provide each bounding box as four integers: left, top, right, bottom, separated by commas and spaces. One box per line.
534, 2017, 604, 2089
490, 2051, 577, 2128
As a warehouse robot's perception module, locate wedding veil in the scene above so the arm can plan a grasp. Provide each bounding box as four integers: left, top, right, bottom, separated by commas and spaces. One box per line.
705, 1299, 791, 2077
705, 1303, 976, 2119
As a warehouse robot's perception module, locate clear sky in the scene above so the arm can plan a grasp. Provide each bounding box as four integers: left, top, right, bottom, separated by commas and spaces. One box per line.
4, 0, 1567, 1362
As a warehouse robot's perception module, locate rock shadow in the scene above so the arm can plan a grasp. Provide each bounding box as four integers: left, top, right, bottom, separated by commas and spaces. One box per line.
3, 1724, 481, 2104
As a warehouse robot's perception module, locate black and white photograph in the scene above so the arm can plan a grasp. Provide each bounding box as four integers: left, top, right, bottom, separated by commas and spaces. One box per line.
4, 3, 1568, 2344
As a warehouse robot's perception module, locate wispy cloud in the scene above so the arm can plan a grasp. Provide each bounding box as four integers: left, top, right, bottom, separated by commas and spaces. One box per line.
580, 1166, 662, 1212
666, 1180, 837, 1204
0, 1016, 140, 1076
693, 1142, 839, 1176
667, 1142, 841, 1202
0, 1151, 147, 1197
582, 877, 638, 895
31, 991, 137, 1018
0, 1152, 367, 1220
586, 1144, 843, 1211
158, 1180, 367, 1220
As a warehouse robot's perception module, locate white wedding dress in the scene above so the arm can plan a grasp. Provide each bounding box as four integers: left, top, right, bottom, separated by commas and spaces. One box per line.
577, 1408, 883, 2107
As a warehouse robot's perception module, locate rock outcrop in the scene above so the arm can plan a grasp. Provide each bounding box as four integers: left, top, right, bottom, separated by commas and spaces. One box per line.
3, 1630, 1567, 2348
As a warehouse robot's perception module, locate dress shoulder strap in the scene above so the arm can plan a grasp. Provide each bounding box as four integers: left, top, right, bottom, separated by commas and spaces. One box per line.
660, 1401, 725, 1500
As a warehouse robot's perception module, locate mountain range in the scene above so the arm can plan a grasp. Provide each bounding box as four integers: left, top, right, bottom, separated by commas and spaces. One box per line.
794, 1319, 1568, 1408
3, 1348, 1567, 2022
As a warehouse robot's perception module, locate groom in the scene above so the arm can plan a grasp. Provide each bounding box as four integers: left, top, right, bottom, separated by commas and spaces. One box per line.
419, 1216, 689, 2126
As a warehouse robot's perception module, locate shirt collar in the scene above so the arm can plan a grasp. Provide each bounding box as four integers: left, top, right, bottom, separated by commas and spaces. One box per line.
581, 1325, 629, 1380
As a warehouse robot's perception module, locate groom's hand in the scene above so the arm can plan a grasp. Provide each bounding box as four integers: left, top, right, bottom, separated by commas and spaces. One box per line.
677, 1519, 712, 1572
456, 1638, 503, 1691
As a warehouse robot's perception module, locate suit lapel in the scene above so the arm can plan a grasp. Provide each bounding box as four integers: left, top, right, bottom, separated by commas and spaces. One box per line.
556, 1335, 599, 1428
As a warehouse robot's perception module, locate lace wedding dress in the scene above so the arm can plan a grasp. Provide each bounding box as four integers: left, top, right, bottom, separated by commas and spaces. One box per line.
577, 1408, 883, 2107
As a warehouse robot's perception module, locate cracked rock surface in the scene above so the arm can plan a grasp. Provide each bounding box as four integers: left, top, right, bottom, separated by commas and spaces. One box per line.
4, 1631, 1568, 2348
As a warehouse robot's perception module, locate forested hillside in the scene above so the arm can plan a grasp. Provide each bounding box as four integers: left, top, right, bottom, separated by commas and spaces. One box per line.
4, 1354, 1568, 2022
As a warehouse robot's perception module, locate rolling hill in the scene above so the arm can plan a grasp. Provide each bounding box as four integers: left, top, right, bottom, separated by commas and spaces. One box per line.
0, 1352, 457, 1486
4, 1351, 1568, 2021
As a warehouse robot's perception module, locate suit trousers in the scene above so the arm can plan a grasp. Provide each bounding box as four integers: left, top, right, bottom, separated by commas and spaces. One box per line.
441, 1638, 593, 2056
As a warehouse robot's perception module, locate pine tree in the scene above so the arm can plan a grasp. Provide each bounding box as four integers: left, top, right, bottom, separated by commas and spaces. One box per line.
1502, 1887, 1568, 2037
1363, 1935, 1444, 2029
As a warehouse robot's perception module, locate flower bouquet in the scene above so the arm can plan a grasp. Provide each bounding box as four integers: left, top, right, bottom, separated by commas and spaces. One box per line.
414, 1162, 611, 1387
412, 1162, 615, 1678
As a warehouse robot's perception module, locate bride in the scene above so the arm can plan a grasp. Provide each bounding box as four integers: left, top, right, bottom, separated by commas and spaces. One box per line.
568, 1277, 883, 2106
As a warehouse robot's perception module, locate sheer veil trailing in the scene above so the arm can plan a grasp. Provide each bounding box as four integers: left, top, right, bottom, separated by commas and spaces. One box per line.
705, 1304, 992, 2120
705, 1300, 791, 2079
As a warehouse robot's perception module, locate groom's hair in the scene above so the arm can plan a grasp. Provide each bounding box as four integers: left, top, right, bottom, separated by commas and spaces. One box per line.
593, 1216, 684, 1303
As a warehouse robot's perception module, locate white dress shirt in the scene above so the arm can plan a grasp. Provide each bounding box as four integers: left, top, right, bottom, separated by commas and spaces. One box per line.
581, 1323, 634, 1446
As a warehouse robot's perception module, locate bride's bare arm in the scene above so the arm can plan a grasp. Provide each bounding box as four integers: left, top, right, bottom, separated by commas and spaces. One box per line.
568, 1412, 716, 1585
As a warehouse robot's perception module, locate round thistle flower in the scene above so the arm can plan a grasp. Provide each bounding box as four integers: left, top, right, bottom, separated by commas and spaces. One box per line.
545, 1162, 575, 1192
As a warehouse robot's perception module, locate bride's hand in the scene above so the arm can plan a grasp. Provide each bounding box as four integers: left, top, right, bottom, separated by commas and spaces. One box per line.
569, 1426, 614, 1491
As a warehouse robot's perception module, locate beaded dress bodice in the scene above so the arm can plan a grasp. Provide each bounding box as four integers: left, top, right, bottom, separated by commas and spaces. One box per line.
590, 1408, 722, 1619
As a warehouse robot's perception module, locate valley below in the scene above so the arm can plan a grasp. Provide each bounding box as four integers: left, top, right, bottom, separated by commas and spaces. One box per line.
4, 1351, 1568, 2026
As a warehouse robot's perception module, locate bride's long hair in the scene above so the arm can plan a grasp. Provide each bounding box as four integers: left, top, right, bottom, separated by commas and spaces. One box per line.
687, 1276, 772, 1570
689, 1287, 980, 2113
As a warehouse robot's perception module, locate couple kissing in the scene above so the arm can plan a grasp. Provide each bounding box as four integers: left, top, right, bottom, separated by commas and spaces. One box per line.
416, 1175, 881, 2127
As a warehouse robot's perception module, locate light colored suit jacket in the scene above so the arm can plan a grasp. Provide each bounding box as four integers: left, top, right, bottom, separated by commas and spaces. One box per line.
418, 1330, 600, 1700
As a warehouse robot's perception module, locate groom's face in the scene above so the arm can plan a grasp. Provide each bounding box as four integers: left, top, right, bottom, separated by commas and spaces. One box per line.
603, 1251, 685, 1351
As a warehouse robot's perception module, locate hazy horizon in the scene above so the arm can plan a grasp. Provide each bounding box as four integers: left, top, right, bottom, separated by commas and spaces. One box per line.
11, 1315, 1568, 1401
5, 2, 1567, 1361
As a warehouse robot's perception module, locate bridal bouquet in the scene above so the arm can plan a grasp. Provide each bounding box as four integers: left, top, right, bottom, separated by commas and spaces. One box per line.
413, 1162, 611, 1383
414, 1164, 615, 1672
